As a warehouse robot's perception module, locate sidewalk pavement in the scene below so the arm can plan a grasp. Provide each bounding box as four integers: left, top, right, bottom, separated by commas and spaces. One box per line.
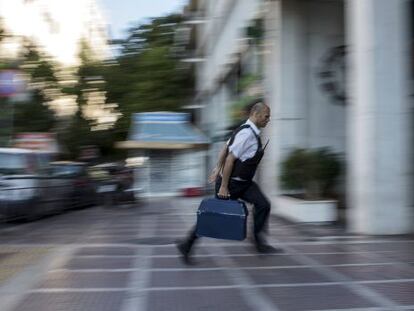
0, 197, 413, 311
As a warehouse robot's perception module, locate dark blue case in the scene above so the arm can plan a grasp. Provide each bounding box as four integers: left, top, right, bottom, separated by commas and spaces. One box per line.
196, 198, 248, 241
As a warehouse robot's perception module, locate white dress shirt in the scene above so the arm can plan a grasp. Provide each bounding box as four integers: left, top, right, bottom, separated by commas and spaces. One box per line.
228, 119, 261, 162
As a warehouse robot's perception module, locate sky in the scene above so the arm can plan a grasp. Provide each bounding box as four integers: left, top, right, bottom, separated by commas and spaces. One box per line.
0, 0, 188, 64
99, 0, 188, 39
0, 0, 110, 66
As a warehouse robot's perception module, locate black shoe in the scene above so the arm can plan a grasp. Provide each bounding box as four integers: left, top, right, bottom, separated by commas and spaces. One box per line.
176, 241, 195, 265
255, 243, 284, 254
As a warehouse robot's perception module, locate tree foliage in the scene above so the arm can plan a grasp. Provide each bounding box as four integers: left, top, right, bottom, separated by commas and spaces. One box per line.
104, 14, 194, 138
59, 40, 118, 159
1, 13, 194, 158
13, 42, 58, 133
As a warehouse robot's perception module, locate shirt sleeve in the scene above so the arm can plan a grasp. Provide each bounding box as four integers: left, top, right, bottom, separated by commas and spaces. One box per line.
228, 129, 252, 159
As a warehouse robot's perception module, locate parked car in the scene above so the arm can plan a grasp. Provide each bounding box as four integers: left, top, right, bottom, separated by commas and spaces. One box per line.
0, 148, 69, 221
49, 161, 97, 209
90, 163, 139, 207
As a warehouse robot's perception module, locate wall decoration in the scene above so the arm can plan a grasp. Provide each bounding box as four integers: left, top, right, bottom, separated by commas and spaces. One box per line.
317, 45, 346, 105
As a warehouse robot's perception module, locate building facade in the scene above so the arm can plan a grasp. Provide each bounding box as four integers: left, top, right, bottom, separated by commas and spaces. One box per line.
188, 0, 414, 235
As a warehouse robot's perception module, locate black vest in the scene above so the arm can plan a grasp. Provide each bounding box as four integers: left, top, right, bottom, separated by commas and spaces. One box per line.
228, 124, 266, 181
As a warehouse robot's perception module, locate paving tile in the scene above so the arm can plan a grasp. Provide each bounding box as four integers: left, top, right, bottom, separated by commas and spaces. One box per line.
261, 285, 378, 311
0, 252, 16, 261
4, 199, 414, 311
16, 236, 77, 244
156, 227, 188, 234
151, 246, 210, 256
62, 257, 133, 270
346, 242, 414, 252
126, 237, 178, 246
0, 248, 50, 283
150, 270, 232, 287
36, 271, 130, 288
245, 267, 333, 284
92, 230, 139, 236
150, 256, 219, 269
74, 247, 135, 256
220, 245, 257, 255
306, 253, 389, 265
381, 251, 414, 263
0, 237, 21, 244
147, 288, 254, 311
85, 236, 133, 244
12, 292, 125, 311
289, 244, 350, 253
94, 225, 138, 230
331, 264, 414, 281
230, 255, 303, 267
366, 282, 414, 305
156, 230, 188, 236
87, 234, 138, 241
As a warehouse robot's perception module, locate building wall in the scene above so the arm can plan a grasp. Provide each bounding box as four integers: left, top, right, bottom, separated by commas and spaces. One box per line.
306, 1, 346, 151
209, 0, 259, 87
196, 0, 263, 175
195, 0, 414, 234
196, 0, 347, 197
196, 0, 261, 91
261, 0, 346, 197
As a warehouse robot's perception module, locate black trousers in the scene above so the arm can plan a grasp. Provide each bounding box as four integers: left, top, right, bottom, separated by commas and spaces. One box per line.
183, 177, 271, 249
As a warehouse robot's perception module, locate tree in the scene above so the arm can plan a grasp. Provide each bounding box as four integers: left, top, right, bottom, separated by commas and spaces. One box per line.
60, 41, 120, 159
0, 39, 58, 146
104, 14, 194, 139
1, 13, 195, 156
13, 42, 58, 133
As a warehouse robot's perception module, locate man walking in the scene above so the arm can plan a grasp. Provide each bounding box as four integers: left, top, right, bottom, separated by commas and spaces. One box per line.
177, 99, 282, 264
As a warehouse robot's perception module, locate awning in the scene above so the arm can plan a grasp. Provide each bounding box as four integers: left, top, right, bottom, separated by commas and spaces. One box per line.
117, 112, 210, 150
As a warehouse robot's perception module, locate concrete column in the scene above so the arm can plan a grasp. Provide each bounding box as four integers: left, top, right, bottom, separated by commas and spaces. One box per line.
260, 0, 280, 196
261, 0, 308, 198
346, 0, 414, 234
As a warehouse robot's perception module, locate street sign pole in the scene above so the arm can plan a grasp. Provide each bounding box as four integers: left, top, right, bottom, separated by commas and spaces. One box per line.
9, 98, 14, 146
0, 69, 25, 147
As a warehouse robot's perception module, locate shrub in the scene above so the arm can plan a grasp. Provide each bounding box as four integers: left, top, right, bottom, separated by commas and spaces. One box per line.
280, 147, 342, 200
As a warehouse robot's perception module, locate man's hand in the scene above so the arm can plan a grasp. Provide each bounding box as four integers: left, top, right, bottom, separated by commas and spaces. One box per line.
208, 167, 220, 184
217, 185, 230, 199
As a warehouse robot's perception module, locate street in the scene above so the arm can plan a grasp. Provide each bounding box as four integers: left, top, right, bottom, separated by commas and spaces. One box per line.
0, 198, 413, 311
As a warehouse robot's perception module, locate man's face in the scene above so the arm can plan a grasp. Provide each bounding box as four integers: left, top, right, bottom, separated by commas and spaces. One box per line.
256, 106, 271, 128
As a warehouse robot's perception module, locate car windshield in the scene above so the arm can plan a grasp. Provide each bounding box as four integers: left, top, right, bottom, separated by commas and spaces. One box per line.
52, 164, 83, 176
0, 153, 31, 175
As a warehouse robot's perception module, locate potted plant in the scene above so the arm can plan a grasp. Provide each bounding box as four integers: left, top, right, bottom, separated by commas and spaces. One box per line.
276, 147, 342, 222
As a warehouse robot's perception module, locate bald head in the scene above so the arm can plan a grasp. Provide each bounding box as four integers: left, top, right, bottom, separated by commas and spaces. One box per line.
249, 101, 270, 128
249, 102, 269, 116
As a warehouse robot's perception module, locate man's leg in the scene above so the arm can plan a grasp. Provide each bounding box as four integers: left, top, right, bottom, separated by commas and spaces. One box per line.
176, 226, 198, 264
177, 178, 226, 265
240, 182, 283, 253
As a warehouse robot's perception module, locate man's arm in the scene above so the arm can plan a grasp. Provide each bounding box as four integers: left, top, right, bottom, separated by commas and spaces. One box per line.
208, 143, 228, 183
217, 152, 237, 198
208, 129, 249, 184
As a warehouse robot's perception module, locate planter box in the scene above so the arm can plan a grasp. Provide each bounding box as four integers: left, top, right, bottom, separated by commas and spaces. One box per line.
272, 195, 337, 223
